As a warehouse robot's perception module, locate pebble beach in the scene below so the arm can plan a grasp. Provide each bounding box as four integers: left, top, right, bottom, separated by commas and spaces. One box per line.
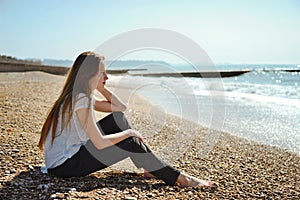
0, 71, 299, 199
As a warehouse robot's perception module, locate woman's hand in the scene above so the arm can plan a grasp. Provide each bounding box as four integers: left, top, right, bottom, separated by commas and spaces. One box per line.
97, 71, 108, 92
97, 80, 106, 93
124, 129, 144, 142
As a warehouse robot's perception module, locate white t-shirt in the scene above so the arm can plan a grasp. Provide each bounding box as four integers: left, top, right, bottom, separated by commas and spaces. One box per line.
44, 93, 95, 169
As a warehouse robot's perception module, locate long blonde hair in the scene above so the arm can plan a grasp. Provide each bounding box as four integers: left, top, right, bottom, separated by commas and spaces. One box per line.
38, 51, 104, 150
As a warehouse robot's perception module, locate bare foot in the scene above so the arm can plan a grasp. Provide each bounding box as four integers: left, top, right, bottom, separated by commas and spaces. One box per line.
176, 173, 215, 188
143, 170, 156, 179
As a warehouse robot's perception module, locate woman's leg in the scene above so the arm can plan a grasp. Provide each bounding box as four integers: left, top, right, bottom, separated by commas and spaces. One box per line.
47, 144, 107, 178
49, 112, 214, 187
49, 112, 180, 185
48, 112, 130, 178
96, 112, 132, 135
95, 112, 215, 188
91, 112, 181, 185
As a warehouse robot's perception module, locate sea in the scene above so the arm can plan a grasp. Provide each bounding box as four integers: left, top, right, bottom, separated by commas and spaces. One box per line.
106, 63, 300, 155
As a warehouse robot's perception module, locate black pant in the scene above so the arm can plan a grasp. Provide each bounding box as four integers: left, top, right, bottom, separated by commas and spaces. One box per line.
48, 112, 180, 185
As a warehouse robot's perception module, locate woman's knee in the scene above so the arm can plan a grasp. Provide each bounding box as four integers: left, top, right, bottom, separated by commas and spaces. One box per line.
117, 136, 149, 153
96, 112, 130, 134
112, 112, 131, 130
112, 111, 124, 116
98, 112, 124, 123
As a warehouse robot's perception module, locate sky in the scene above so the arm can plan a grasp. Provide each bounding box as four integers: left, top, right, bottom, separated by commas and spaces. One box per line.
1, 0, 300, 64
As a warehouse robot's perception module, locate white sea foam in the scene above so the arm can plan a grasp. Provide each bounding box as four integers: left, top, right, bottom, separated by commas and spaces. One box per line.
108, 75, 300, 108
109, 76, 300, 107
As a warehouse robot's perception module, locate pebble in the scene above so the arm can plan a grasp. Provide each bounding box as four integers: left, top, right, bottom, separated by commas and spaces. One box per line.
124, 196, 137, 200
146, 193, 155, 197
37, 184, 49, 191
12, 149, 19, 153
50, 193, 65, 199
97, 190, 107, 195
28, 164, 34, 170
66, 187, 76, 192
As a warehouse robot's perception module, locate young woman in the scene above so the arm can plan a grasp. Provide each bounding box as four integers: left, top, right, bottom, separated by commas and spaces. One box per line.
38, 51, 215, 187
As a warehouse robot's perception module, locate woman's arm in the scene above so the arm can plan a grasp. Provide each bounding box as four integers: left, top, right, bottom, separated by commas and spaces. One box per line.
95, 86, 127, 112
76, 108, 143, 149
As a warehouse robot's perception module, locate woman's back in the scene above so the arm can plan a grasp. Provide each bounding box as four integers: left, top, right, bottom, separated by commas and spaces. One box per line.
44, 93, 92, 169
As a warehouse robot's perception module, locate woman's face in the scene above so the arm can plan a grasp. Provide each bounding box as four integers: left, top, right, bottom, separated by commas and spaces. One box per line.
89, 60, 108, 91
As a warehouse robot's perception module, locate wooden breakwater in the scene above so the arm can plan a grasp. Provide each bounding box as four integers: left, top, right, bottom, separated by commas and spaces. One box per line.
0, 62, 133, 75
130, 69, 251, 78
0, 62, 252, 77
0, 62, 70, 75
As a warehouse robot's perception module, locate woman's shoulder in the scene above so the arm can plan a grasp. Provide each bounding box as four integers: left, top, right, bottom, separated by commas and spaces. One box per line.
77, 93, 89, 99
74, 93, 94, 110
74, 93, 89, 105
76, 93, 96, 99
